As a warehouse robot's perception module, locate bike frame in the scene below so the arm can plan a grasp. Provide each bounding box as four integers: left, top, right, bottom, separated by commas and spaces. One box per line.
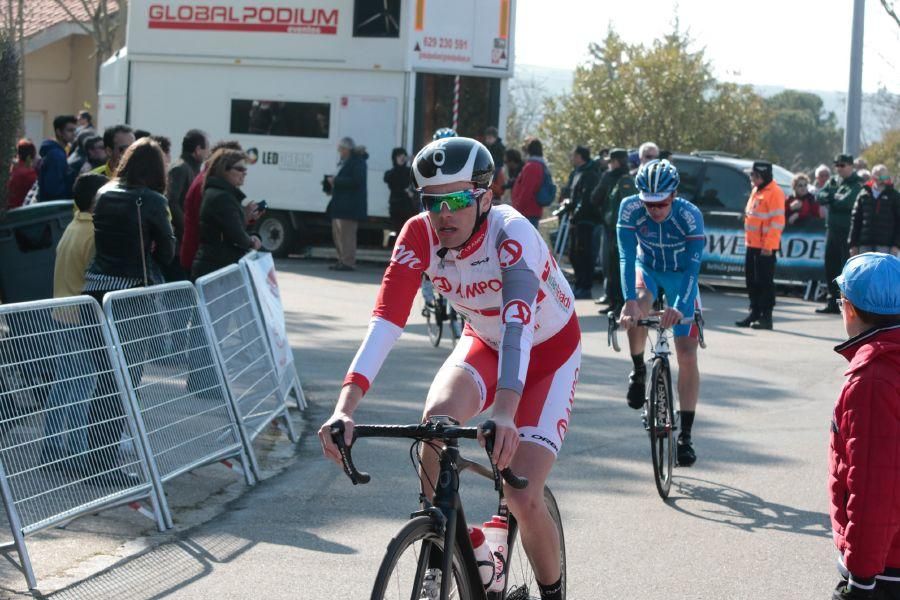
415, 438, 519, 600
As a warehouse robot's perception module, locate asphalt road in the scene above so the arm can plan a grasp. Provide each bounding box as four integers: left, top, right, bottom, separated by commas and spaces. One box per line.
46, 258, 849, 600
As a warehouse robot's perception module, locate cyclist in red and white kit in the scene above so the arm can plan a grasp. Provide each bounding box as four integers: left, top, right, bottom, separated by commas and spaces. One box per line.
318, 137, 580, 600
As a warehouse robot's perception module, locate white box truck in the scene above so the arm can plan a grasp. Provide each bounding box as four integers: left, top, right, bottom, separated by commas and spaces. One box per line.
99, 0, 517, 255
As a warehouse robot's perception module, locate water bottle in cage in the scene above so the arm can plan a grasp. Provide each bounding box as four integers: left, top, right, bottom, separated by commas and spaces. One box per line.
482, 515, 509, 592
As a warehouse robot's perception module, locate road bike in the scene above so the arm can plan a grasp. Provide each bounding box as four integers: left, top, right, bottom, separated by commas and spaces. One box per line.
422, 280, 463, 347
330, 417, 566, 599
607, 309, 705, 499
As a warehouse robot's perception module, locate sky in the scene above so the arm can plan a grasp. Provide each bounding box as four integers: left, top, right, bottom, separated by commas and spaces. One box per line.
514, 0, 900, 94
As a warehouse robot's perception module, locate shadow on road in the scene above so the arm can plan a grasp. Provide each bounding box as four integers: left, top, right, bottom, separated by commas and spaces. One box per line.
667, 476, 829, 539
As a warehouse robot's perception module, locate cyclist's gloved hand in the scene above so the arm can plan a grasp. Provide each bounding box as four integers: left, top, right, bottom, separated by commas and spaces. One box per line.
833, 577, 877, 599
658, 306, 683, 330
480, 390, 520, 471
619, 300, 644, 331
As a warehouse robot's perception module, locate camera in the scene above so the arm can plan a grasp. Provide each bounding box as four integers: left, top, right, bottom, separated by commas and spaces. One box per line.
255, 199, 268, 212
322, 174, 333, 194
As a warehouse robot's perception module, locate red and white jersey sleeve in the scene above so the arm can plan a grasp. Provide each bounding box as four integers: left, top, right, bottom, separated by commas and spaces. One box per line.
343, 217, 432, 393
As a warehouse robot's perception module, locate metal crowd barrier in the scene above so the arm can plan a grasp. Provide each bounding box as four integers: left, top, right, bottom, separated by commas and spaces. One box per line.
195, 265, 297, 445
102, 282, 257, 498
0, 296, 165, 590
239, 252, 306, 411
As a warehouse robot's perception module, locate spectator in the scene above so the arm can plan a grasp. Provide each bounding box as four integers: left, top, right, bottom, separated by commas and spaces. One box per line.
849, 164, 900, 257
151, 135, 171, 168
854, 157, 869, 175
41, 173, 107, 472
814, 164, 832, 193
192, 148, 262, 279
828, 252, 900, 600
502, 148, 524, 201
592, 148, 632, 311
37, 115, 77, 201
566, 145, 602, 299
816, 154, 865, 314
785, 173, 821, 227
735, 161, 786, 330
384, 146, 414, 236
180, 140, 243, 274
75, 109, 93, 134
638, 141, 660, 165
511, 138, 548, 228
92, 125, 135, 178
484, 126, 506, 172
133, 129, 151, 140
80, 135, 107, 174
82, 138, 174, 486
6, 139, 37, 209
325, 137, 368, 271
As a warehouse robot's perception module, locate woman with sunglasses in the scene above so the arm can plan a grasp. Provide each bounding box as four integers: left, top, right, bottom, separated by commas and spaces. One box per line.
319, 137, 579, 600
191, 148, 261, 279
617, 158, 706, 467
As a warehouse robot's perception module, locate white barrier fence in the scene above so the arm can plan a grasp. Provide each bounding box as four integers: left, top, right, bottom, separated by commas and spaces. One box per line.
0, 255, 304, 590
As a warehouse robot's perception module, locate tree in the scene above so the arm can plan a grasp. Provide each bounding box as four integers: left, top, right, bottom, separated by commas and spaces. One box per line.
506, 75, 549, 153
760, 90, 843, 172
0, 27, 21, 211
537, 28, 770, 182
49, 0, 125, 84
862, 128, 900, 173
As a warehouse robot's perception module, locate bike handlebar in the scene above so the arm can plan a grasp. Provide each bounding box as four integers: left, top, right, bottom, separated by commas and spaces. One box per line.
607, 309, 707, 351
329, 419, 528, 490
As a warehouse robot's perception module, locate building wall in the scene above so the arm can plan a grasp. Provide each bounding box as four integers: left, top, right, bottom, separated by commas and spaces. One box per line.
24, 34, 99, 141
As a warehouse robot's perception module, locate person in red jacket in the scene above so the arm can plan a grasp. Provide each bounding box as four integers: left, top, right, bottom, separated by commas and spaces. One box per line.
511, 138, 547, 228
829, 252, 900, 599
6, 139, 37, 209
785, 172, 822, 227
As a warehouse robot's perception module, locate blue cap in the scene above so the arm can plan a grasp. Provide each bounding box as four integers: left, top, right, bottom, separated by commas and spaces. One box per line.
835, 253, 900, 314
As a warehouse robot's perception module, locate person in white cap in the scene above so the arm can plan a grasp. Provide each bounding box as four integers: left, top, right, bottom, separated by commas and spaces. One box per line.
829, 252, 900, 599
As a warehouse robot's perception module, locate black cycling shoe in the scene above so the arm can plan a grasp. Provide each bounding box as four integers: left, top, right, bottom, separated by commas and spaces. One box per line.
627, 368, 646, 409
676, 436, 697, 467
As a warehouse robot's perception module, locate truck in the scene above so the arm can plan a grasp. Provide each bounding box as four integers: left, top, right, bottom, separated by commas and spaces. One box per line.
99, 0, 517, 255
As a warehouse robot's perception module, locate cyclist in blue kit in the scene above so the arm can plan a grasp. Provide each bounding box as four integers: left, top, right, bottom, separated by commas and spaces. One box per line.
617, 159, 706, 466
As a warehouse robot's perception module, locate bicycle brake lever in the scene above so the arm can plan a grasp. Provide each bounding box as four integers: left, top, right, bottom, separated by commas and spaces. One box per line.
607, 311, 621, 352
480, 421, 529, 491
330, 422, 371, 485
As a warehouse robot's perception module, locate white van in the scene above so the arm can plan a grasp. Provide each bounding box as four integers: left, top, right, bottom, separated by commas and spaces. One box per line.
99, 0, 517, 255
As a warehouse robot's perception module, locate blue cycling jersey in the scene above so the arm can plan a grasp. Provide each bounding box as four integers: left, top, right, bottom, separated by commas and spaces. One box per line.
617, 195, 706, 315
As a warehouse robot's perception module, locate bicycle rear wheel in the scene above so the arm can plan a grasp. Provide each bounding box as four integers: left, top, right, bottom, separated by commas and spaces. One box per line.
500, 487, 566, 600
648, 357, 675, 499
425, 300, 443, 347
371, 516, 475, 600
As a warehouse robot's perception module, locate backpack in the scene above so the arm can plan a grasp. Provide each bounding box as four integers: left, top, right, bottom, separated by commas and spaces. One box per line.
535, 162, 557, 207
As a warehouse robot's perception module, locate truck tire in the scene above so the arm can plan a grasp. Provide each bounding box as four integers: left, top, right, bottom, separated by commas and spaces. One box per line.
257, 212, 297, 257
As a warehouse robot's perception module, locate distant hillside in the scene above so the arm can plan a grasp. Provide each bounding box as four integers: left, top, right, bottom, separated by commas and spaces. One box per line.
514, 64, 898, 144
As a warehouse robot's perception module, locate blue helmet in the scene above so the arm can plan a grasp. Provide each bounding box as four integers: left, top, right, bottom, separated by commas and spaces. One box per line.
432, 127, 458, 141
635, 159, 679, 202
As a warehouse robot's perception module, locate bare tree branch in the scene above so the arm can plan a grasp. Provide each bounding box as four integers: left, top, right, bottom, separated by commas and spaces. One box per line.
882, 0, 900, 28
49, 0, 94, 36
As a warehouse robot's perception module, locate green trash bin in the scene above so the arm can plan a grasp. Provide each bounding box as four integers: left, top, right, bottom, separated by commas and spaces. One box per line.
0, 200, 74, 304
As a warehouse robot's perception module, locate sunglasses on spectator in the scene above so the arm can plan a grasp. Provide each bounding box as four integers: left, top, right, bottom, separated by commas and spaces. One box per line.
419, 188, 486, 213
229, 165, 248, 173
835, 163, 849, 167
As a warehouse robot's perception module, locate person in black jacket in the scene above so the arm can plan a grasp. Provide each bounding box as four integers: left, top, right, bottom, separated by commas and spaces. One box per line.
326, 137, 368, 271
192, 149, 262, 279
384, 147, 414, 236
592, 148, 632, 311
565, 146, 602, 299
82, 137, 175, 486
849, 165, 900, 258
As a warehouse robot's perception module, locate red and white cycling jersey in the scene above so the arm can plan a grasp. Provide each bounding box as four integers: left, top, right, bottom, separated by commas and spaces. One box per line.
344, 205, 577, 397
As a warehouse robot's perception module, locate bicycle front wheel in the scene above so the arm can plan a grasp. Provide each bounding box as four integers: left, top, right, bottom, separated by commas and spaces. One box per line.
501, 486, 566, 600
371, 516, 476, 600
648, 357, 675, 499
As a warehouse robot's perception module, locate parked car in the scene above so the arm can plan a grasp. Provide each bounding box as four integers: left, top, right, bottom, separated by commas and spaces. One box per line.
669, 152, 826, 283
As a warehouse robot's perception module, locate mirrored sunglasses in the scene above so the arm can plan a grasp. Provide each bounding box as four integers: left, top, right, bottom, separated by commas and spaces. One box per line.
419, 188, 485, 213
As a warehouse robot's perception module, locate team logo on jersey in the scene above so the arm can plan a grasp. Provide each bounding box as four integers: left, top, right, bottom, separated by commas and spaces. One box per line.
432, 276, 452, 294
498, 240, 523, 268
501, 300, 532, 325
392, 245, 422, 269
